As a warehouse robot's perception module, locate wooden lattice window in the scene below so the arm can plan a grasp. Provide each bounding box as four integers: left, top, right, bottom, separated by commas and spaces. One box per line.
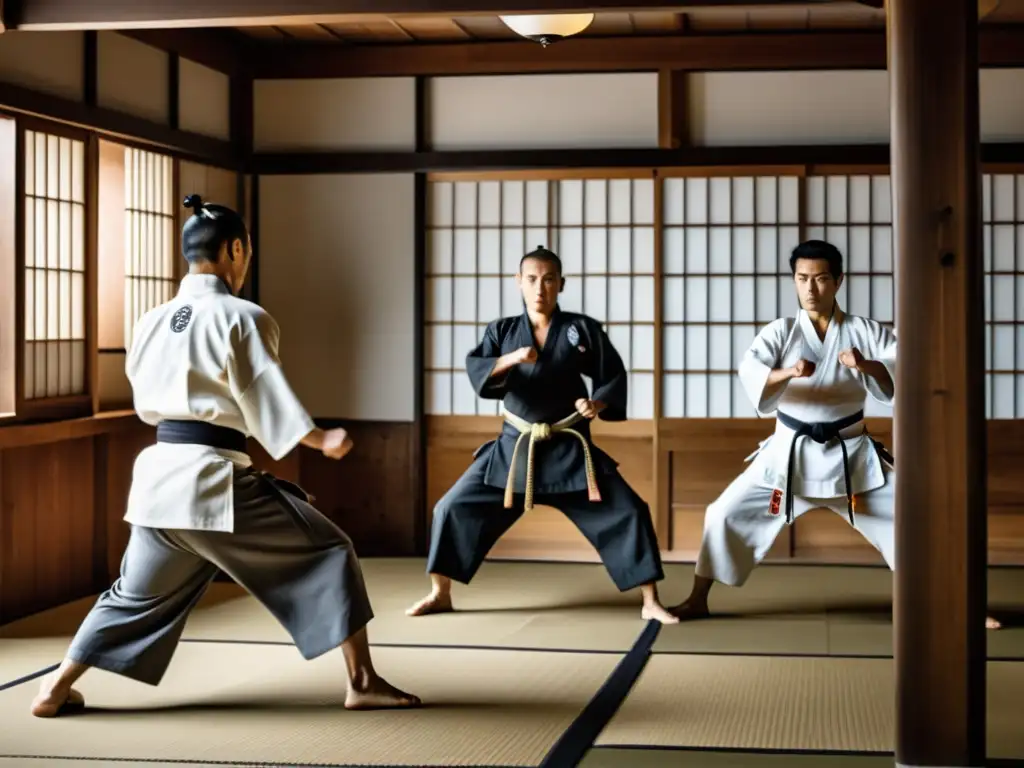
22, 128, 88, 403
124, 147, 175, 346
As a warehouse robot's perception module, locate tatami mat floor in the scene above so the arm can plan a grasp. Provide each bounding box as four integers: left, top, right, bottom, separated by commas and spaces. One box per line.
0, 559, 1021, 767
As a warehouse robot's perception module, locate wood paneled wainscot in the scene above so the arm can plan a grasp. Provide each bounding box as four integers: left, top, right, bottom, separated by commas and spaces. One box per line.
663, 417, 894, 564
0, 413, 155, 625
427, 415, 1024, 564
665, 419, 1024, 563
0, 415, 418, 625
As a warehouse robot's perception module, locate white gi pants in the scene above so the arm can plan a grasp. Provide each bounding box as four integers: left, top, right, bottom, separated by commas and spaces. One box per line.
695, 465, 895, 587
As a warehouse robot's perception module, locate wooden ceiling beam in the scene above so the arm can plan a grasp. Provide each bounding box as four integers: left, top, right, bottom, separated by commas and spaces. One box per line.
247, 27, 1024, 78
249, 142, 1024, 175
11, 0, 838, 30
120, 28, 252, 75
0, 79, 238, 167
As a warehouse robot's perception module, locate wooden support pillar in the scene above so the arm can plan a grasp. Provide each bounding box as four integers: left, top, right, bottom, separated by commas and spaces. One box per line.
657, 69, 688, 150
888, 0, 987, 766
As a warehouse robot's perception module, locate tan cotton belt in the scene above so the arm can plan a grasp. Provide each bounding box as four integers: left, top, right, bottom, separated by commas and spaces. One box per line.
502, 409, 602, 511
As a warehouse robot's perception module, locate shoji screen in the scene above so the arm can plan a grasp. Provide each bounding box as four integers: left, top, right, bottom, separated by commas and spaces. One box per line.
660, 174, 801, 418
23, 129, 87, 399
425, 173, 656, 420
426, 177, 549, 416
551, 176, 656, 419
123, 148, 175, 346
984, 172, 1024, 418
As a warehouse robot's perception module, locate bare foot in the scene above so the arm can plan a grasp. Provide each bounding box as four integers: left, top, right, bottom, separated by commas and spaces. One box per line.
642, 602, 680, 625
30, 675, 84, 718
405, 592, 453, 617
668, 598, 710, 621
345, 677, 422, 710
987, 615, 1002, 630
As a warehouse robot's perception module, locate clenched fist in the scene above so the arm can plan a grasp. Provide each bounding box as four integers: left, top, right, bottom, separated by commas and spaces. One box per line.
516, 346, 538, 365
838, 347, 865, 370
575, 398, 600, 419
791, 359, 816, 379
322, 428, 354, 460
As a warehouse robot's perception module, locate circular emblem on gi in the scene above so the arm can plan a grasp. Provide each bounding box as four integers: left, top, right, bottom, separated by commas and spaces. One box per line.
170, 305, 193, 333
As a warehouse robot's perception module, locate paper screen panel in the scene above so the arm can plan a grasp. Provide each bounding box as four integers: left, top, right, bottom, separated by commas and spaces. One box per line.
22, 130, 87, 400
123, 147, 175, 347
661, 175, 801, 418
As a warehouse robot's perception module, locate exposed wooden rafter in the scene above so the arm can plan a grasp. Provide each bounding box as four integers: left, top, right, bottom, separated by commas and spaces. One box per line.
120, 28, 252, 75
11, 0, 839, 30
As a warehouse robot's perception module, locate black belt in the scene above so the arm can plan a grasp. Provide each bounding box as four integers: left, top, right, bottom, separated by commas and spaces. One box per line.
776, 410, 864, 526
156, 420, 247, 453
156, 419, 317, 535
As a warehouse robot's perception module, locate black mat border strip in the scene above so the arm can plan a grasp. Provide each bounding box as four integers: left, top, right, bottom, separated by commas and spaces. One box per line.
178, 638, 1024, 664
0, 757, 521, 768
590, 744, 894, 756
655, 649, 1024, 661
3, 640, 1022, 694
589, 744, 1024, 765
538, 619, 662, 768
179, 638, 628, 654
0, 663, 58, 692
486, 557, 895, 570
486, 557, 1024, 571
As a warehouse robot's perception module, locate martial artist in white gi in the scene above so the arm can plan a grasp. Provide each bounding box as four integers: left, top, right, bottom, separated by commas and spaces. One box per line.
30, 195, 420, 717
670, 240, 898, 620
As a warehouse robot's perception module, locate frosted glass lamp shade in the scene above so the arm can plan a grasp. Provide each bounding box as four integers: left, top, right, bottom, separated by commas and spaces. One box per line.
498, 13, 595, 46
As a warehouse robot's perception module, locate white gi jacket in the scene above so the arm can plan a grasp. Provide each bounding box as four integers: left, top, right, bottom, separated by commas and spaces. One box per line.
739, 308, 897, 499
123, 274, 315, 533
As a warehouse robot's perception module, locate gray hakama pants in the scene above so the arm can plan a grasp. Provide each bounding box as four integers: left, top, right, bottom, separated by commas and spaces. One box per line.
66, 467, 373, 686
427, 455, 664, 592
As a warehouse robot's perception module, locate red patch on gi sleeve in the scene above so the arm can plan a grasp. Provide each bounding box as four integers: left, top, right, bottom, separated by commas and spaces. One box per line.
768, 489, 783, 516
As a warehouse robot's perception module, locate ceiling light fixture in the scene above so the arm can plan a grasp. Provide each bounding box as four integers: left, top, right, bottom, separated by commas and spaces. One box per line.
498, 13, 595, 47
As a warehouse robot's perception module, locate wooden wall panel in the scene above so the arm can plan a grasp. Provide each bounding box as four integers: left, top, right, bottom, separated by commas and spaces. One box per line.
665, 418, 1015, 563
96, 32, 169, 125
426, 415, 1024, 565
0, 415, 418, 623
297, 420, 417, 557
98, 426, 156, 581
0, 438, 97, 623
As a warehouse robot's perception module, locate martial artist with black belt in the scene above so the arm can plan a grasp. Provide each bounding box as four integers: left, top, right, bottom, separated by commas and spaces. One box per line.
668, 240, 1003, 630
30, 195, 420, 717
407, 246, 677, 625
669, 240, 899, 621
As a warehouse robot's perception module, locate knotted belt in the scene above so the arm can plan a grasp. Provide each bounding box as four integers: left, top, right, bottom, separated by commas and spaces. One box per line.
775, 410, 864, 526
501, 409, 602, 512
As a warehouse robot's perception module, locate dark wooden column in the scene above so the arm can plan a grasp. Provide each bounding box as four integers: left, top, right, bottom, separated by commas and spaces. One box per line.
888, 0, 987, 766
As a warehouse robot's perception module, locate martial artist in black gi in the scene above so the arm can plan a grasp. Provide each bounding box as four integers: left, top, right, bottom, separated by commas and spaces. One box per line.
408, 247, 677, 625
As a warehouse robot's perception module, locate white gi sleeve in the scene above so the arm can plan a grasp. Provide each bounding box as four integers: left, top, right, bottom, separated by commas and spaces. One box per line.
738, 319, 792, 415
228, 311, 316, 461
862, 321, 897, 405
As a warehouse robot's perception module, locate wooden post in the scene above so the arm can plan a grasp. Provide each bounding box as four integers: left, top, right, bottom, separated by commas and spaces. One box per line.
657, 69, 688, 150
888, 0, 987, 766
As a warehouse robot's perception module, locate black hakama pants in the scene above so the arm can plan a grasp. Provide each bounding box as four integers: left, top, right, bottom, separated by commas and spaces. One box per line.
426, 455, 665, 592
